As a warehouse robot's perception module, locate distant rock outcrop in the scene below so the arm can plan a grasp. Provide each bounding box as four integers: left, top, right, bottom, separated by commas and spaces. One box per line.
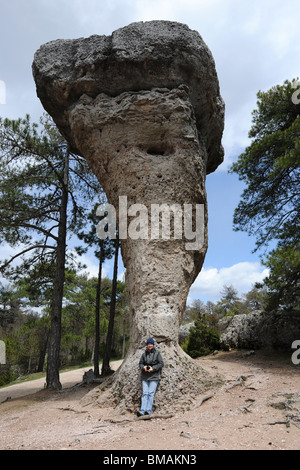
219, 310, 300, 350
178, 322, 195, 344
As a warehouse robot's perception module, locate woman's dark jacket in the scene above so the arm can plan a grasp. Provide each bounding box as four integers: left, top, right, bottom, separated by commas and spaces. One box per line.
139, 347, 164, 381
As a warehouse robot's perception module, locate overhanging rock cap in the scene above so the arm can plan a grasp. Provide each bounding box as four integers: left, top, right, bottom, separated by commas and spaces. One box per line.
32, 20, 224, 173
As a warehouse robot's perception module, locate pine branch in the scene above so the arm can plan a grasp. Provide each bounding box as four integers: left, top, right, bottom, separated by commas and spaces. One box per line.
0, 244, 55, 271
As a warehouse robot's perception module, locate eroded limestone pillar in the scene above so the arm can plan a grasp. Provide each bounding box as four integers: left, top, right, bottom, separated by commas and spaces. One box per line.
33, 21, 224, 411
68, 85, 207, 347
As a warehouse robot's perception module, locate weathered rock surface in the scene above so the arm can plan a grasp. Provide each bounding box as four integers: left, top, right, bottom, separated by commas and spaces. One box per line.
32, 20, 224, 174
68, 84, 208, 347
219, 310, 300, 350
178, 321, 195, 343
33, 21, 224, 411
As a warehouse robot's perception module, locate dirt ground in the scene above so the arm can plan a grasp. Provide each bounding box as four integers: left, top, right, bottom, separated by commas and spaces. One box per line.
0, 349, 299, 451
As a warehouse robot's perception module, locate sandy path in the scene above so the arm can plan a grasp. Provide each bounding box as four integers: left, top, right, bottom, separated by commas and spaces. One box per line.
0, 351, 299, 450
0, 360, 123, 402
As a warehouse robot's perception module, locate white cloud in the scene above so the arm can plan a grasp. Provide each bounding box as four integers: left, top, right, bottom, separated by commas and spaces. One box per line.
189, 261, 269, 302
117, 268, 126, 282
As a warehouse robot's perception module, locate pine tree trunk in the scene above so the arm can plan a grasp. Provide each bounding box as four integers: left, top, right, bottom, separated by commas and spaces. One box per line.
46, 150, 69, 390
37, 328, 49, 373
122, 316, 126, 359
101, 235, 119, 376
93, 241, 103, 378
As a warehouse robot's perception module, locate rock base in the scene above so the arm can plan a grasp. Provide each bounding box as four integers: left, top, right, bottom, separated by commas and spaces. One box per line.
81, 343, 213, 414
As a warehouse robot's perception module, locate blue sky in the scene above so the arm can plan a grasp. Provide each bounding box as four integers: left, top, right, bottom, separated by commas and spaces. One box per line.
0, 0, 299, 303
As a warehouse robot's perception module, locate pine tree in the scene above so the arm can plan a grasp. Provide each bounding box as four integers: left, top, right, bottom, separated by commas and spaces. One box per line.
230, 79, 300, 311
0, 114, 102, 388
75, 203, 115, 377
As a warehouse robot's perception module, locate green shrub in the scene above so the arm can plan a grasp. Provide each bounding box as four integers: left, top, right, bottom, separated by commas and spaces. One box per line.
0, 365, 18, 386
184, 314, 220, 358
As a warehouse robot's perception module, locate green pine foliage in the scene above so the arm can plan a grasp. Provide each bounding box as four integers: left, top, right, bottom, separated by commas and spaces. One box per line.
182, 313, 220, 358
230, 79, 300, 311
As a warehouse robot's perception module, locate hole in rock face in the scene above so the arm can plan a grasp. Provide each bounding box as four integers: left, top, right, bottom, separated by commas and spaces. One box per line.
147, 146, 165, 156
145, 144, 174, 156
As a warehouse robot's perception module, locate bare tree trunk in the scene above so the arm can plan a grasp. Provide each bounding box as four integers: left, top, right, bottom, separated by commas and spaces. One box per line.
122, 316, 126, 359
37, 328, 49, 373
27, 354, 32, 374
46, 150, 69, 390
101, 234, 119, 376
94, 241, 103, 378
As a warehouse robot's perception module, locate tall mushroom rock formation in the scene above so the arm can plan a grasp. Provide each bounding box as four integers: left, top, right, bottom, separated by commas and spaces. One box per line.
33, 21, 224, 411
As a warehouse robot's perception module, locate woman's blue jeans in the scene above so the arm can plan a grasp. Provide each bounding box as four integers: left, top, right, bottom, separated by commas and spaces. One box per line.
140, 380, 159, 415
